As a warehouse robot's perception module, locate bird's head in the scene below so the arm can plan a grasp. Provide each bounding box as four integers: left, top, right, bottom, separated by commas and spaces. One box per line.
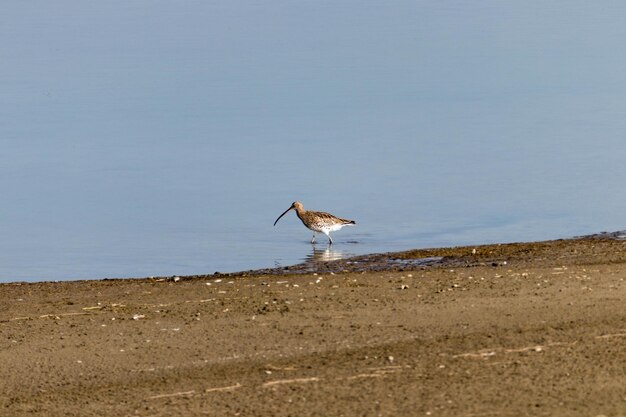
274, 201, 304, 226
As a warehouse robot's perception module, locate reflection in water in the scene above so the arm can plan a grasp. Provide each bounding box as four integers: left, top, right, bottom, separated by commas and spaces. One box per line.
273, 244, 355, 270
303, 245, 350, 264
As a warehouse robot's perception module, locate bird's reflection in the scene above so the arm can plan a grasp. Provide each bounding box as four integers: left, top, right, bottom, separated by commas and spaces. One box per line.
303, 244, 346, 264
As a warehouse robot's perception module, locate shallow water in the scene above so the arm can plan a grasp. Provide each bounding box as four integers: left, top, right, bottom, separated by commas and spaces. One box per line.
1, 2, 625, 282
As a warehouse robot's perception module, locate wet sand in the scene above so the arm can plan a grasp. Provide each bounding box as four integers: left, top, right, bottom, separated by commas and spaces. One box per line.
1, 236, 625, 416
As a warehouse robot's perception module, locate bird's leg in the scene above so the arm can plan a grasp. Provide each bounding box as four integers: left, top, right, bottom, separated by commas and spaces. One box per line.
327, 234, 333, 245
311, 233, 316, 244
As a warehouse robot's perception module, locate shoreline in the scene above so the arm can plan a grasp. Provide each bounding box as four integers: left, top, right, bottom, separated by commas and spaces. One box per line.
3, 231, 624, 286
1, 233, 625, 416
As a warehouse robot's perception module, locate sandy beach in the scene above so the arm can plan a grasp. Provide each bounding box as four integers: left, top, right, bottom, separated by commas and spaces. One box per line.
1, 236, 625, 416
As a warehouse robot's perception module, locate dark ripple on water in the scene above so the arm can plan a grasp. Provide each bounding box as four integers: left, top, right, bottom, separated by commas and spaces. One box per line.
217, 254, 446, 277
576, 230, 626, 240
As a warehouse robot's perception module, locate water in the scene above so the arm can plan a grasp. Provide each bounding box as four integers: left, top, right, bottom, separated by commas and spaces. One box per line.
1, 1, 625, 282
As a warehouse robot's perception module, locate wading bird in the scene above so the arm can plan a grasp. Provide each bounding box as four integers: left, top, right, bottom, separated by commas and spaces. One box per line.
273, 201, 355, 244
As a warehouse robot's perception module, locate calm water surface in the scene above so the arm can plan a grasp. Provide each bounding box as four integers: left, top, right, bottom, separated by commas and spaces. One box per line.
1, 1, 625, 282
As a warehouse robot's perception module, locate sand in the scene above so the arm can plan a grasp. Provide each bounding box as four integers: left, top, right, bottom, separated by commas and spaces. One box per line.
1, 236, 625, 416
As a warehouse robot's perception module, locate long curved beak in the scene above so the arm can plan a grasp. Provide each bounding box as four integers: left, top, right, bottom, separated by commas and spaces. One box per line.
273, 206, 293, 226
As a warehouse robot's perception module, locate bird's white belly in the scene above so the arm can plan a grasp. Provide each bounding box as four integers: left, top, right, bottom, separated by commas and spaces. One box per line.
326, 223, 345, 232
312, 223, 345, 234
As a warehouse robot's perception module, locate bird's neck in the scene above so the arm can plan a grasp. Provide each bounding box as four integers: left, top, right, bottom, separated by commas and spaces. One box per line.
294, 206, 306, 218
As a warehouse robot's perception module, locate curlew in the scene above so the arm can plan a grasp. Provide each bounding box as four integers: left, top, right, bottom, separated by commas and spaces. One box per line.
273, 201, 355, 245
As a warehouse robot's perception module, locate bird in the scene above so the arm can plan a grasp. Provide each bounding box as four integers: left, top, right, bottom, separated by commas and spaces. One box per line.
273, 201, 355, 244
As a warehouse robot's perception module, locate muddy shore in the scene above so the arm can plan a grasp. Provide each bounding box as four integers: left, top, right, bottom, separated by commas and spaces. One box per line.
1, 235, 625, 416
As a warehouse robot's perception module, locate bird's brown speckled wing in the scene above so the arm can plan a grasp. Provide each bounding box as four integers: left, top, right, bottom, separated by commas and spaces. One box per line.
306, 210, 355, 226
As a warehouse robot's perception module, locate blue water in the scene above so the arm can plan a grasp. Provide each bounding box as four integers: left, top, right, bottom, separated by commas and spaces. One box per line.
1, 1, 625, 282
